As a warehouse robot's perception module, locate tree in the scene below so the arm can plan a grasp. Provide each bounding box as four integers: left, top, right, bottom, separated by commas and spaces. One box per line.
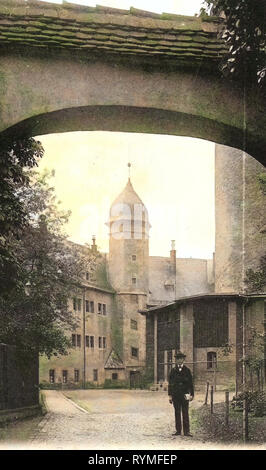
0, 169, 98, 359
201, 1, 266, 86
0, 138, 43, 295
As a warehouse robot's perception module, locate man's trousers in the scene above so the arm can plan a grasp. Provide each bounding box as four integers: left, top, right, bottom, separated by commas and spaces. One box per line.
173, 397, 190, 435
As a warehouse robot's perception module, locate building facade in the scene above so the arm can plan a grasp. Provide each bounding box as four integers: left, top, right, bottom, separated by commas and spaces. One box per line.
39, 176, 213, 388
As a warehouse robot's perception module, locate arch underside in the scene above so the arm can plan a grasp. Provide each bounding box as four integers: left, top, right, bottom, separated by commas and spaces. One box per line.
1, 106, 265, 166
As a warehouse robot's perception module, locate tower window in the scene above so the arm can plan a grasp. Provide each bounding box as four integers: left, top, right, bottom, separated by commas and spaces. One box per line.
131, 319, 138, 330
86, 272, 90, 281
90, 301, 94, 313
132, 255, 136, 261
99, 337, 102, 348
131, 347, 139, 358
93, 369, 98, 381
102, 304, 106, 315
207, 351, 217, 369
98, 303, 102, 314
85, 300, 89, 312
132, 277, 137, 285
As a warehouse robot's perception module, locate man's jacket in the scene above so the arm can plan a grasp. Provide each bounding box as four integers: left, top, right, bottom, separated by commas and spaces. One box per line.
168, 365, 194, 399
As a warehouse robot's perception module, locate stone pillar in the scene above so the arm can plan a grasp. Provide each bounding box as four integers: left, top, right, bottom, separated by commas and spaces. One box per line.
154, 313, 158, 384
180, 304, 194, 372
215, 144, 266, 293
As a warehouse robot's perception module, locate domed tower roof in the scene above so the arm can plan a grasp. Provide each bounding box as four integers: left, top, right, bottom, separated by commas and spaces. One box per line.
111, 178, 146, 211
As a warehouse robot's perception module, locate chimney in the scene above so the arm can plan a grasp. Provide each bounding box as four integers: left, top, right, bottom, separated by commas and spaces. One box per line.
170, 240, 176, 276
92, 235, 97, 253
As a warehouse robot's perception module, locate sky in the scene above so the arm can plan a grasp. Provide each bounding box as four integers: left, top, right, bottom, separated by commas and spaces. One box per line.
40, 0, 205, 16
37, 133, 215, 259
36, 0, 214, 260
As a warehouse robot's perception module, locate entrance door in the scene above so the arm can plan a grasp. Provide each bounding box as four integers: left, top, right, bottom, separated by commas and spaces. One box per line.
130, 371, 141, 389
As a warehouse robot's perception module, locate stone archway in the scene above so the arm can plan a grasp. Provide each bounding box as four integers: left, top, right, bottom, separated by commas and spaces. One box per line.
0, 1, 265, 165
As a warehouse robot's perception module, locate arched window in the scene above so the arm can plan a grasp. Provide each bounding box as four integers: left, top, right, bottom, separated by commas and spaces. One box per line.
207, 351, 217, 369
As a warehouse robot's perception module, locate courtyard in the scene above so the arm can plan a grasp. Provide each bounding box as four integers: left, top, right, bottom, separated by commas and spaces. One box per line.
1, 389, 264, 450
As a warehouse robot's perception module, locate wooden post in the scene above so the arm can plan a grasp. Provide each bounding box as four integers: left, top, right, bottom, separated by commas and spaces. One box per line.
204, 381, 209, 405
243, 397, 249, 442
225, 390, 229, 426
210, 385, 214, 414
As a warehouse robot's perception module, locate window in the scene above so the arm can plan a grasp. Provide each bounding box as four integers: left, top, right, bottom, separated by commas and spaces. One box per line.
98, 303, 102, 314
72, 334, 81, 347
132, 277, 137, 285
130, 319, 138, 330
86, 335, 94, 348
90, 301, 94, 313
102, 304, 106, 315
85, 300, 89, 312
77, 298, 82, 311
73, 298, 77, 311
62, 370, 68, 383
49, 369, 55, 384
132, 255, 136, 261
72, 334, 76, 347
112, 373, 118, 380
74, 369, 80, 383
131, 347, 139, 358
103, 337, 106, 349
98, 337, 102, 348
93, 369, 98, 381
207, 351, 217, 369
86, 272, 90, 281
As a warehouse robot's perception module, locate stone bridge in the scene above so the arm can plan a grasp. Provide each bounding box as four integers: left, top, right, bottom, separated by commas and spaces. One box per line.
0, 0, 265, 165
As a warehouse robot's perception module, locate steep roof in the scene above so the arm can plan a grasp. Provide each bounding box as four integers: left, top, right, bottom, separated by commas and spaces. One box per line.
0, 1, 226, 69
104, 349, 125, 369
111, 178, 145, 208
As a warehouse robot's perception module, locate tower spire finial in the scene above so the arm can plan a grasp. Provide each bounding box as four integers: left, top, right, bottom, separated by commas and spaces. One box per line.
128, 162, 131, 180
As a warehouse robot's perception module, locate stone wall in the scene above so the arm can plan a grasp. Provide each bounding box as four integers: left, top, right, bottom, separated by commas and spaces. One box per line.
0, 344, 39, 411
215, 145, 266, 293
149, 256, 214, 303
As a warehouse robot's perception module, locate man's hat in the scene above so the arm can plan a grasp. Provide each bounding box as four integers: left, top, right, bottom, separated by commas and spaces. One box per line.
174, 350, 186, 359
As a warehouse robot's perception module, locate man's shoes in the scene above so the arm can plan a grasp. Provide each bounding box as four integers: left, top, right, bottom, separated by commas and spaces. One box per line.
172, 432, 181, 436
184, 433, 193, 437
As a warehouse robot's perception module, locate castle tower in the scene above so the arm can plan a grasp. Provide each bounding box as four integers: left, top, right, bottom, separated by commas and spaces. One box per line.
107, 165, 150, 383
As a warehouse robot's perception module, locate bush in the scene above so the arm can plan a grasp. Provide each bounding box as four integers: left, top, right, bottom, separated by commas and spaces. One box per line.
103, 379, 129, 389
231, 391, 266, 416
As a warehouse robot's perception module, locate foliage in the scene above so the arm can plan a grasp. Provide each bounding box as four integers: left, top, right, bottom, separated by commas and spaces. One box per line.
201, 1, 266, 86
245, 255, 266, 292
0, 167, 96, 359
0, 138, 43, 295
231, 390, 266, 416
258, 172, 266, 195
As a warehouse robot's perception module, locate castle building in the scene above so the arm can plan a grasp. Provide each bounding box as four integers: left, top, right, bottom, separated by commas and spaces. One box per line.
39, 174, 214, 388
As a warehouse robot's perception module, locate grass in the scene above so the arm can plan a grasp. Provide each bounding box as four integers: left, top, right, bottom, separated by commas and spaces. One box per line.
0, 415, 43, 443
192, 402, 266, 444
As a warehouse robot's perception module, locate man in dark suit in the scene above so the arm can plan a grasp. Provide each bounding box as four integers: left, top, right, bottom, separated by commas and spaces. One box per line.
168, 350, 194, 436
